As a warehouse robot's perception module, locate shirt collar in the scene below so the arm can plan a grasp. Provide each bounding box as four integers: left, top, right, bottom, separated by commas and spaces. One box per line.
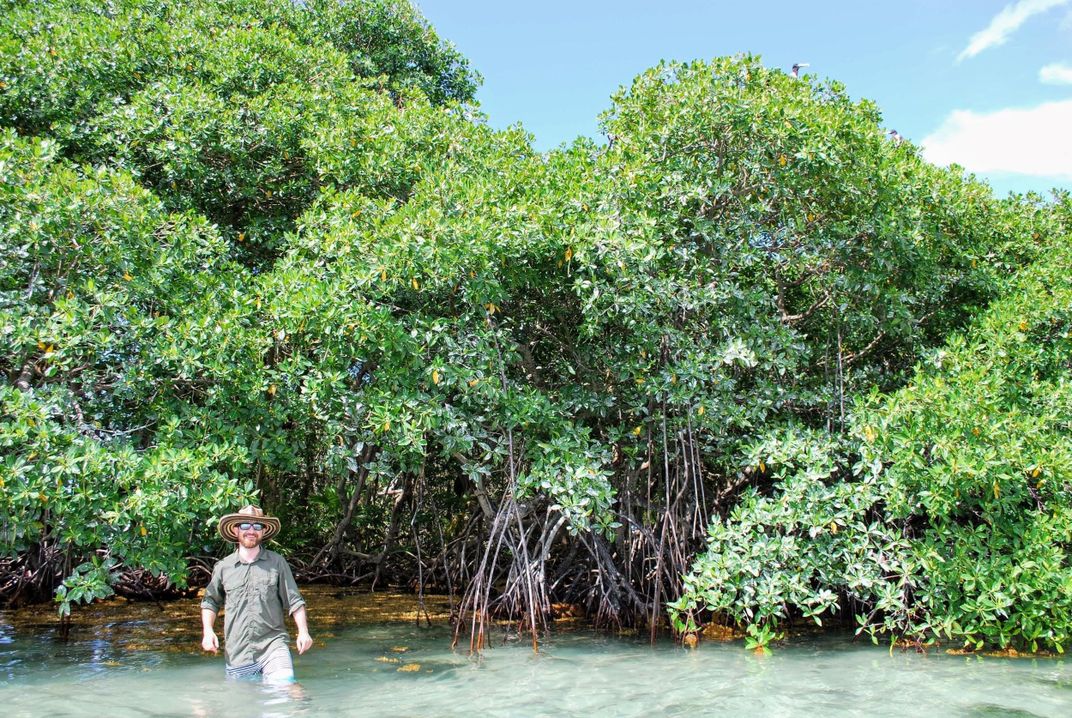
229, 548, 267, 566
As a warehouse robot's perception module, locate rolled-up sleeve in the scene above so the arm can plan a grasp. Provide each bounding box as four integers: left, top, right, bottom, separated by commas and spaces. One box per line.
279, 559, 305, 615
201, 563, 224, 613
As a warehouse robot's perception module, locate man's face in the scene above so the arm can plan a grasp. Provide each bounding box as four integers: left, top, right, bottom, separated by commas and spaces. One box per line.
234, 522, 264, 549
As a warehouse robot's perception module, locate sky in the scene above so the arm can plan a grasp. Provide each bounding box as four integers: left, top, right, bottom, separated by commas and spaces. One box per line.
414, 0, 1072, 197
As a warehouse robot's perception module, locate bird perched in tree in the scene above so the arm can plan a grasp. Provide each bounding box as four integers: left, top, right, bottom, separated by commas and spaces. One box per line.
887, 129, 905, 143
791, 62, 810, 78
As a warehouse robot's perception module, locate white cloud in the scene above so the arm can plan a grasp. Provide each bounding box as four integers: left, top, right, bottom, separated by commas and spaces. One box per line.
957, 0, 1071, 62
921, 99, 1072, 181
1039, 61, 1072, 83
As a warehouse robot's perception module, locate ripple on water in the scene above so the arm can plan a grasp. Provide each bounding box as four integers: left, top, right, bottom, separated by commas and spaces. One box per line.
965, 705, 1050, 718
1, 592, 1071, 717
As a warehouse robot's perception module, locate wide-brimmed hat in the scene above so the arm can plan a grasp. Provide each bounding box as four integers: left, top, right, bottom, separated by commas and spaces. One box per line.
217, 505, 281, 542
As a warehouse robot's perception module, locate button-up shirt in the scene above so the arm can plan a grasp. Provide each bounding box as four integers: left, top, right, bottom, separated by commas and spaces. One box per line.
200, 548, 305, 669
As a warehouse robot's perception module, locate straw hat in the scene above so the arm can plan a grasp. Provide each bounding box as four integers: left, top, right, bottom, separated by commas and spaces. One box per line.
217, 505, 281, 542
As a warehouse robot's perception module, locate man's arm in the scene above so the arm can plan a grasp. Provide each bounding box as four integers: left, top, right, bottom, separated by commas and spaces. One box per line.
201, 608, 219, 653
200, 563, 224, 654
291, 605, 313, 654
278, 558, 312, 654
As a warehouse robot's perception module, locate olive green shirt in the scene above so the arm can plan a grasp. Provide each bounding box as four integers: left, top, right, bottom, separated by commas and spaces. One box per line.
200, 548, 305, 669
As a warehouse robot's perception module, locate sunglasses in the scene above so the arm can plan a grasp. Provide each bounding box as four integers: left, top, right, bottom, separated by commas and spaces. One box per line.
238, 522, 265, 531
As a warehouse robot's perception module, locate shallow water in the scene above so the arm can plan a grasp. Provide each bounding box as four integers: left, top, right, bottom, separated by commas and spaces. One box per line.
2, 588, 1070, 717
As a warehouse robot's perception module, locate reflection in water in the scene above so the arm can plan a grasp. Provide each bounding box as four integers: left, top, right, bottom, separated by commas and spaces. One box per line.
187, 681, 312, 718
1, 588, 1071, 717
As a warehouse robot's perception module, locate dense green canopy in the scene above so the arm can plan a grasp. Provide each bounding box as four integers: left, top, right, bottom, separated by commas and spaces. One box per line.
1, 0, 1069, 652
672, 198, 1072, 652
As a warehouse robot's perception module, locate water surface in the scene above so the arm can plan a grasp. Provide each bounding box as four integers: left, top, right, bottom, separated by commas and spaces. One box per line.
1, 588, 1069, 717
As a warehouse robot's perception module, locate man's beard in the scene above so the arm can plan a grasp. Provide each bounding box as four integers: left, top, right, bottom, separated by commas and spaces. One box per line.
238, 533, 262, 549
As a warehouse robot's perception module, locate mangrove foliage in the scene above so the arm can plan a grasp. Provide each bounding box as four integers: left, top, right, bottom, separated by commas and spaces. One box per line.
1, 0, 1069, 652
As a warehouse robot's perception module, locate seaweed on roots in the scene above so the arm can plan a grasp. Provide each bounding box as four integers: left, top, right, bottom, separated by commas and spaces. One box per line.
452, 323, 553, 654
0, 539, 68, 608
547, 411, 713, 638
449, 407, 716, 651
452, 428, 550, 654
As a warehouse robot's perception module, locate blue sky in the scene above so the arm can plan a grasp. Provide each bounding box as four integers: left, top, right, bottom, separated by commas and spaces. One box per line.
415, 0, 1072, 196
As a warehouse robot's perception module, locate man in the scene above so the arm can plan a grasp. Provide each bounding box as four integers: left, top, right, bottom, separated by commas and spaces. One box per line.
200, 505, 313, 682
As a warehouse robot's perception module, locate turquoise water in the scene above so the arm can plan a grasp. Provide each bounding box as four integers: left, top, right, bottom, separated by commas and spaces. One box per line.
2, 599, 1071, 717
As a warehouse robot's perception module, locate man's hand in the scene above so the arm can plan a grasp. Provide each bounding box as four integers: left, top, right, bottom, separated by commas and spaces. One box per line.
200, 608, 219, 654
291, 605, 313, 655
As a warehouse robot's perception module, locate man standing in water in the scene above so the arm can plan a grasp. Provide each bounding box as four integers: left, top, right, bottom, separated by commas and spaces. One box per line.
200, 505, 313, 682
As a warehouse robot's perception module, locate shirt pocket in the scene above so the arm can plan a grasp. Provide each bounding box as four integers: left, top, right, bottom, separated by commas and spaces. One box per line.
253, 567, 279, 596
222, 573, 249, 604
